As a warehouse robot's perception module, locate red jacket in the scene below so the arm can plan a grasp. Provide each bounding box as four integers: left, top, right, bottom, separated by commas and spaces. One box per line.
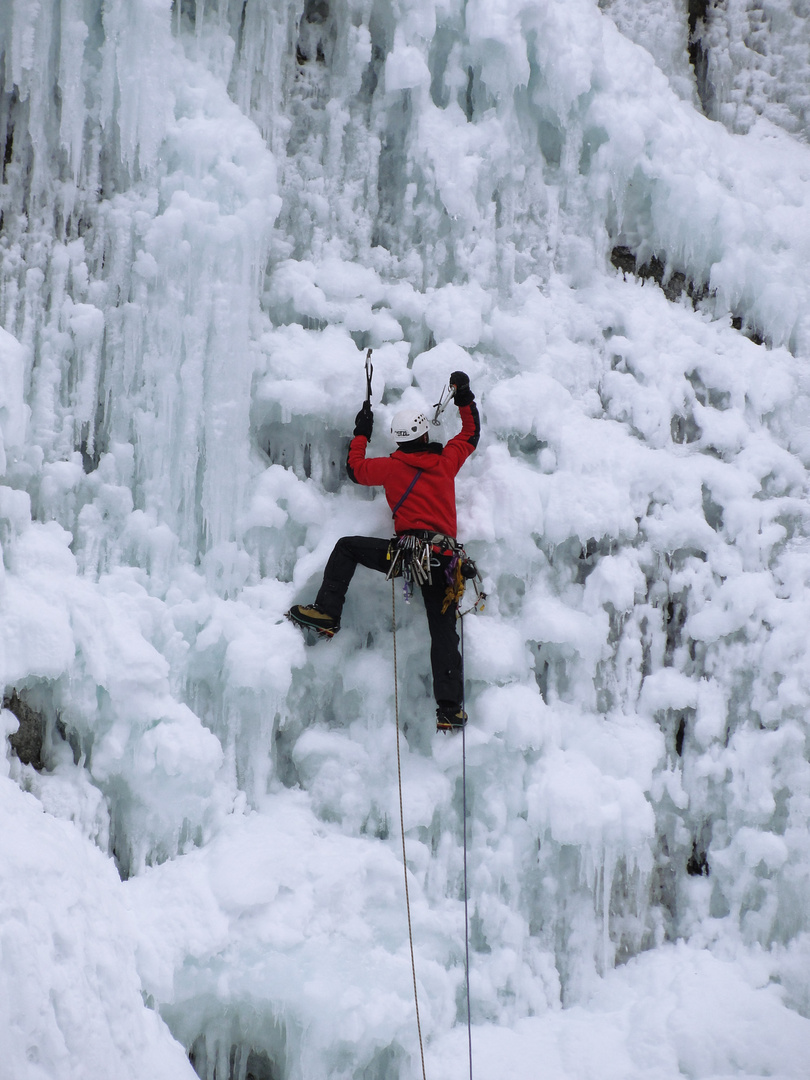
347, 401, 480, 538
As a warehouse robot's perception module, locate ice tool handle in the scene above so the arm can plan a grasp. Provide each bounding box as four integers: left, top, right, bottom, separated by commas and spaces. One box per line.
364, 348, 373, 407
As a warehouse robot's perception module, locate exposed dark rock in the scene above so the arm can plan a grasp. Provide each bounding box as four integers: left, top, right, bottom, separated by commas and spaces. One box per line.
686, 840, 709, 876
3, 690, 45, 769
730, 315, 765, 345
610, 246, 709, 305
3, 121, 13, 171
610, 245, 636, 276
611, 246, 765, 345
675, 712, 686, 756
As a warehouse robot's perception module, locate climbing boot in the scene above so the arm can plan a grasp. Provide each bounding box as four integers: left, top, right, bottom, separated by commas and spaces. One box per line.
436, 703, 467, 733
286, 604, 340, 638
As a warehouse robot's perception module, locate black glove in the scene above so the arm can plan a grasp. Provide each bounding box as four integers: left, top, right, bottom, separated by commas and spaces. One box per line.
353, 402, 373, 438
449, 370, 474, 407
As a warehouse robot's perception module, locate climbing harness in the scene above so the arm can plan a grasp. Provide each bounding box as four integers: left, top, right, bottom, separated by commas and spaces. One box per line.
392, 580, 428, 1080
386, 532, 487, 614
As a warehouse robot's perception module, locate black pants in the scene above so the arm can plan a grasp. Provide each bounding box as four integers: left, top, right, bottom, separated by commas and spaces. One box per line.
315, 535, 463, 707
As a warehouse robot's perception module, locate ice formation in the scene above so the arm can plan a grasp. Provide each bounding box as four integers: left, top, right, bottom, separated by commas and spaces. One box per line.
2, 1, 810, 1077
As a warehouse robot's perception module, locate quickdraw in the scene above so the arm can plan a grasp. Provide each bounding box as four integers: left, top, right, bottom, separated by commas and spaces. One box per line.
386, 534, 433, 602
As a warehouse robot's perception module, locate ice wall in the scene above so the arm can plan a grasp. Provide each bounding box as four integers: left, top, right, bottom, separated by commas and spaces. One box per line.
2, 1, 810, 1078
601, 0, 810, 139
694, 0, 810, 137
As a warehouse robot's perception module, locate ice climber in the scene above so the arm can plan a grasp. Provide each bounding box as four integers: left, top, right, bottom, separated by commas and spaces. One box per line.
288, 371, 480, 732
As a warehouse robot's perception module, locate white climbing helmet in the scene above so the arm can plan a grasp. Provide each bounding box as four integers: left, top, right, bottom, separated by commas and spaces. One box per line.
391, 408, 429, 442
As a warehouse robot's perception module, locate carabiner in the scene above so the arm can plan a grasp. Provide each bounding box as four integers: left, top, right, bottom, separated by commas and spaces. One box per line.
432, 384, 453, 426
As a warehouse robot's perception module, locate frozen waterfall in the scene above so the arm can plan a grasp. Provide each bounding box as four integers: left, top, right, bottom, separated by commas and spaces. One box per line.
1, 1, 810, 1078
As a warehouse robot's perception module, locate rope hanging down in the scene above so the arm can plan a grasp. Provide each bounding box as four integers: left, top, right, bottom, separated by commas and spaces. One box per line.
391, 581, 475, 1080
392, 580, 428, 1080
460, 616, 473, 1080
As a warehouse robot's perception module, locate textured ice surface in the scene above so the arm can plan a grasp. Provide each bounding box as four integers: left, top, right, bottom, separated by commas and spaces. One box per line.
697, 0, 810, 138
2, 1, 810, 1078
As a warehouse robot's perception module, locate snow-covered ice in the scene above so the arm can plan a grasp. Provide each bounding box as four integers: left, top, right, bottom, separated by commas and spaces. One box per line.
1, 0, 810, 1077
